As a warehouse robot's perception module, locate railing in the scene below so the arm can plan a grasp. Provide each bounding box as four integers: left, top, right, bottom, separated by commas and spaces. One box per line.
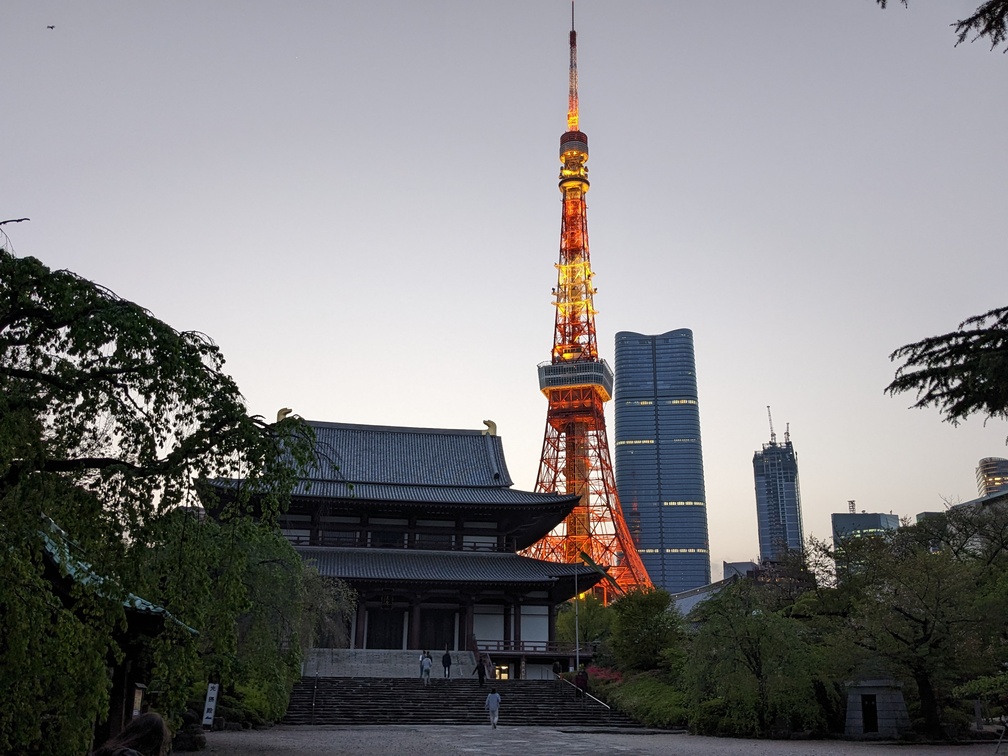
554, 672, 610, 709
285, 533, 510, 553
310, 673, 318, 726
474, 640, 599, 655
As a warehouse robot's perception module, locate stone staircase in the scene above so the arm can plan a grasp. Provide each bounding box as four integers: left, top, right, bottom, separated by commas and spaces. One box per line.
283, 677, 639, 728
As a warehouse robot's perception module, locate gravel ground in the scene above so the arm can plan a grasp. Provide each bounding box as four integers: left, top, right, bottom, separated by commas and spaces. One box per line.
202, 725, 1001, 756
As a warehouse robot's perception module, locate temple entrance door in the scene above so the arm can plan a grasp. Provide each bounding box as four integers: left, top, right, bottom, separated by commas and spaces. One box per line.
367, 609, 405, 649
861, 694, 878, 734
419, 608, 457, 651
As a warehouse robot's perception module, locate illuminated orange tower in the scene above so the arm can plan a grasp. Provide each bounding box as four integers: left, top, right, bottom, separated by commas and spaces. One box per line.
524, 9, 651, 597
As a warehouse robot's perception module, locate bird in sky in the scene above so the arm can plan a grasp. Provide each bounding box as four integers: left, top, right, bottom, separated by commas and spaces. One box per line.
46, 25, 55, 30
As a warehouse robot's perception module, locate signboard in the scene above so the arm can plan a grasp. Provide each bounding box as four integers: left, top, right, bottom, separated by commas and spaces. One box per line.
202, 683, 219, 729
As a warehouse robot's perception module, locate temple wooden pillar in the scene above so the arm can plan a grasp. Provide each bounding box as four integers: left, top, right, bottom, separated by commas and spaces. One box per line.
354, 601, 367, 649
513, 598, 522, 649
409, 598, 421, 649
503, 602, 512, 651
547, 601, 556, 647
463, 599, 475, 651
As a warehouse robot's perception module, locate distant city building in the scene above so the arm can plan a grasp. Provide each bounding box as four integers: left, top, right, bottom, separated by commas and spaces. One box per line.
753, 414, 804, 563
976, 457, 1008, 497
831, 512, 900, 548
613, 329, 711, 593
723, 560, 760, 579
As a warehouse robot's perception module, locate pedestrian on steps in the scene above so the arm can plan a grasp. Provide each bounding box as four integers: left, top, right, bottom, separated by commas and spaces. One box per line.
422, 651, 433, 686
442, 647, 452, 679
485, 687, 501, 729
419, 650, 427, 679
472, 654, 486, 687
575, 666, 588, 702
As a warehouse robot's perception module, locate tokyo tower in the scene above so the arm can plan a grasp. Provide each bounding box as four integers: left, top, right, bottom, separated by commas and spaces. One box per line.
524, 9, 651, 597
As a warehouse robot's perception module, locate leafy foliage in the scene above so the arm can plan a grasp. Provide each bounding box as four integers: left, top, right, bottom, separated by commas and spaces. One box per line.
811, 508, 1008, 739
887, 306, 1008, 432
684, 579, 828, 737
556, 592, 612, 652
877, 1, 1008, 51
603, 671, 688, 729
608, 588, 683, 672
0, 248, 318, 753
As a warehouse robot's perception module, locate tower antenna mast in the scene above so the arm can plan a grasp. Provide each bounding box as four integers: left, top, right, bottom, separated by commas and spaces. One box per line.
568, 2, 579, 133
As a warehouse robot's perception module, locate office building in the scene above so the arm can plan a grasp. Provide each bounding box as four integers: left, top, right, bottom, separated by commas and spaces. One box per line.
753, 417, 804, 563
613, 329, 711, 593
831, 511, 899, 548
977, 457, 1008, 497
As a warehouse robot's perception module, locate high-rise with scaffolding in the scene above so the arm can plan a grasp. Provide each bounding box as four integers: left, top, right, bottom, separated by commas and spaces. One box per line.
753, 409, 805, 563
523, 10, 650, 598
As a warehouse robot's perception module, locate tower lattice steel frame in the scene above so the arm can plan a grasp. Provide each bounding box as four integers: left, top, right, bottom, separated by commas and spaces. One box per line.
523, 12, 651, 598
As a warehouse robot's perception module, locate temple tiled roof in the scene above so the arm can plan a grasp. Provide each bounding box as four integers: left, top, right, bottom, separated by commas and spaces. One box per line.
297, 546, 601, 589
305, 420, 513, 487
291, 480, 570, 507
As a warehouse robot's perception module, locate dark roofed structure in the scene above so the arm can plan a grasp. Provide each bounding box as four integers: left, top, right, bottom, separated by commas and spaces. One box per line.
210, 420, 601, 679
305, 421, 514, 488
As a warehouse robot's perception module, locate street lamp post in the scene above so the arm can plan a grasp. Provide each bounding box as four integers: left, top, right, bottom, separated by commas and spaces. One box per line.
574, 565, 580, 670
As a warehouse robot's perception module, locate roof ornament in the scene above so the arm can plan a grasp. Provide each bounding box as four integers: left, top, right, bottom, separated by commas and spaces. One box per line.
482, 419, 497, 436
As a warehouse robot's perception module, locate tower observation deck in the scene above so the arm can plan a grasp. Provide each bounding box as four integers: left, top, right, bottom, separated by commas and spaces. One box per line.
523, 9, 651, 598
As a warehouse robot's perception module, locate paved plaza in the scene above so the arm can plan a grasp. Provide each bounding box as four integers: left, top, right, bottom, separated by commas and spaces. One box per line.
203, 725, 1000, 756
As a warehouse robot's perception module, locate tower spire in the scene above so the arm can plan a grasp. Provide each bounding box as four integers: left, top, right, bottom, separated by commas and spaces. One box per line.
568, 2, 579, 133
524, 13, 651, 599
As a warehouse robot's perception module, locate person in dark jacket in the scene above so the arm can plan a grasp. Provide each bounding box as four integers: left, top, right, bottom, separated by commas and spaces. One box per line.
92, 712, 170, 756
575, 666, 588, 700
442, 647, 452, 679
472, 654, 487, 686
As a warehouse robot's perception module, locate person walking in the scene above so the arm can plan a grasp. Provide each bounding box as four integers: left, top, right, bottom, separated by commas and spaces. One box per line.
574, 666, 588, 701
485, 687, 501, 729
442, 647, 452, 679
421, 651, 433, 686
472, 654, 486, 687
419, 650, 427, 679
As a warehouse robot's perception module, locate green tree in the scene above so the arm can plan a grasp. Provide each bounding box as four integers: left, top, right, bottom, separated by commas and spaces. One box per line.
685, 579, 828, 737
887, 306, 1008, 434
0, 248, 315, 754
877, 1, 1008, 51
556, 593, 612, 652
826, 516, 1005, 738
608, 588, 683, 672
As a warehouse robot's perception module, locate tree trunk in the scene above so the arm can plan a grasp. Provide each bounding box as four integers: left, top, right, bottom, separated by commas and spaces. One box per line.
914, 668, 943, 739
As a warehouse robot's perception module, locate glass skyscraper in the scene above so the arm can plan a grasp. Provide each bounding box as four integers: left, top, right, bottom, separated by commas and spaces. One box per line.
753, 425, 804, 563
613, 329, 711, 593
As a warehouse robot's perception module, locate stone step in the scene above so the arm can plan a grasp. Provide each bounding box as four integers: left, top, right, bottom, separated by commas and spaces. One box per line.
283, 677, 638, 728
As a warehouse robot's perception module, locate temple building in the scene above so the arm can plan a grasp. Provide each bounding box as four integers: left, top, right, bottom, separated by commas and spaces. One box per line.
214, 419, 602, 679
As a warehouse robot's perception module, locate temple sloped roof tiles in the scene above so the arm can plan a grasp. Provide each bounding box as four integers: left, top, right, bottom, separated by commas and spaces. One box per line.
305, 420, 513, 488
291, 480, 571, 507
297, 545, 601, 589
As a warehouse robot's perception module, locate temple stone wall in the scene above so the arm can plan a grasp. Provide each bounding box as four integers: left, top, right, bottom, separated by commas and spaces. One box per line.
303, 648, 476, 678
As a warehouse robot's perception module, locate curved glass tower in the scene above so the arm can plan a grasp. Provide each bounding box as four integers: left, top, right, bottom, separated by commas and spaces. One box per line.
977, 457, 1008, 497
613, 329, 711, 593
